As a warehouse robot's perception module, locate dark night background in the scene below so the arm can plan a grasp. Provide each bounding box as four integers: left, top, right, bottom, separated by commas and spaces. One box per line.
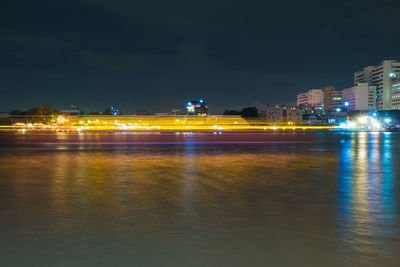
1, 0, 399, 113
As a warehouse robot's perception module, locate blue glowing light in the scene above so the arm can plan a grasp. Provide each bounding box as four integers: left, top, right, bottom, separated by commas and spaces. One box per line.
344, 101, 349, 107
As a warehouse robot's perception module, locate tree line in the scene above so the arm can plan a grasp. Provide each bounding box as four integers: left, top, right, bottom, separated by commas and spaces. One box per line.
10, 105, 117, 116
223, 107, 259, 118
9, 105, 260, 117
10, 105, 56, 116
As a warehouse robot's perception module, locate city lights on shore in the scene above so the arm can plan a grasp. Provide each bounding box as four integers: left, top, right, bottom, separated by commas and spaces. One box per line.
2, 115, 337, 133
3, 112, 398, 134
340, 115, 386, 131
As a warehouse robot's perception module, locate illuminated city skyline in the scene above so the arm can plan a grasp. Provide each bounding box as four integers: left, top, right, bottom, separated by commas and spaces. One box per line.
1, 1, 400, 113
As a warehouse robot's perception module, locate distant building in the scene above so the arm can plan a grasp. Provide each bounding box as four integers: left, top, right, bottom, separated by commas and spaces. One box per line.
265, 106, 283, 123
186, 100, 208, 115
104, 106, 120, 115
297, 89, 324, 107
342, 83, 376, 111
391, 77, 400, 110
265, 106, 302, 124
297, 92, 309, 106
286, 108, 302, 124
323, 86, 342, 110
171, 109, 181, 115
330, 91, 343, 108
298, 104, 324, 122
326, 106, 348, 124
354, 60, 400, 110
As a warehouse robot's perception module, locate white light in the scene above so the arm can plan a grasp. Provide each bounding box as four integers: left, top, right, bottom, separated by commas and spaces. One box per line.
347, 122, 356, 129
358, 116, 368, 124
373, 122, 382, 130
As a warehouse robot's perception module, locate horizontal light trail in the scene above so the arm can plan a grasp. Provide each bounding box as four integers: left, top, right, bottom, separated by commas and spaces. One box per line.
0, 115, 337, 132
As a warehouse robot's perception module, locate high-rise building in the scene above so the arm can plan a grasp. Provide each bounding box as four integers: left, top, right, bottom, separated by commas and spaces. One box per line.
330, 91, 343, 108
354, 60, 400, 110
342, 83, 376, 111
296, 89, 324, 107
297, 92, 309, 106
391, 77, 400, 110
323, 86, 342, 110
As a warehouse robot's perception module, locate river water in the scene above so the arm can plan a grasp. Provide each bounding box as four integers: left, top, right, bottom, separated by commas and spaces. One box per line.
0, 132, 399, 266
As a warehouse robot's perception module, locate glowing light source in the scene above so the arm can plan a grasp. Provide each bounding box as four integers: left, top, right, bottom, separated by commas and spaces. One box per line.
5, 115, 338, 132
358, 116, 368, 124
372, 121, 382, 130
347, 122, 356, 129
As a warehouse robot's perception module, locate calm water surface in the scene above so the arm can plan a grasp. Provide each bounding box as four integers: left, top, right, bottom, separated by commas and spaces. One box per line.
0, 132, 399, 266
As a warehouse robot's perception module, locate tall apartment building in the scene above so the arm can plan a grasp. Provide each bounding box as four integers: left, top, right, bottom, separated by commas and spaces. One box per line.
297, 89, 324, 107
297, 92, 309, 106
391, 77, 400, 110
342, 83, 376, 111
330, 91, 343, 108
354, 60, 400, 110
323, 86, 342, 110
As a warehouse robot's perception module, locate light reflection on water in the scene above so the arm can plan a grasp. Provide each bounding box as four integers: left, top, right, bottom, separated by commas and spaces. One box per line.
338, 132, 399, 265
0, 133, 399, 266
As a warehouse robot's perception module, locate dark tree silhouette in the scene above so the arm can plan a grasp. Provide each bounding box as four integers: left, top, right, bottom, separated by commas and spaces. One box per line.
223, 109, 241, 115
240, 107, 259, 118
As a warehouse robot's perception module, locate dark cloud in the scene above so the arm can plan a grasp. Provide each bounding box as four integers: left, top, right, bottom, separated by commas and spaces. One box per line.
0, 0, 399, 113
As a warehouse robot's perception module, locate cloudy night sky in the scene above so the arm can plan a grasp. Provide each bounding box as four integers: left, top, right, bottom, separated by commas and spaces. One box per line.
1, 0, 399, 113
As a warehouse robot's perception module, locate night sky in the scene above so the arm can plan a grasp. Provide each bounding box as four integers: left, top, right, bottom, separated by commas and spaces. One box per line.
1, 0, 399, 113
